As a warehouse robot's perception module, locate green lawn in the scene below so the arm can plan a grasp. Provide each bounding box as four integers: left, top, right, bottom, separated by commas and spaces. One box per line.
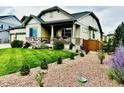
0, 48, 74, 76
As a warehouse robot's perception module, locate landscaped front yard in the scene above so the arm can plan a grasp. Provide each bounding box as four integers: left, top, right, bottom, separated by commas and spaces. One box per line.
0, 52, 123, 87
0, 48, 73, 76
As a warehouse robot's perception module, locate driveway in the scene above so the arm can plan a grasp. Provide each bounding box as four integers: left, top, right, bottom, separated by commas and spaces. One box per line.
0, 44, 11, 49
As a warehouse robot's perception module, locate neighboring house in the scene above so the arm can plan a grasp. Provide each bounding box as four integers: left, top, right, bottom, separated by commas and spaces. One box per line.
102, 35, 107, 42
106, 33, 114, 42
9, 6, 103, 48
0, 15, 22, 43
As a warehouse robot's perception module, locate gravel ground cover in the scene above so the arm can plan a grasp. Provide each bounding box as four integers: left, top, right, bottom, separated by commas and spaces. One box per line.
0, 52, 123, 87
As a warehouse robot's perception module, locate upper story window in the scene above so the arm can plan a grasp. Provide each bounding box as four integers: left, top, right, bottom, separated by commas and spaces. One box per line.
9, 26, 11, 29
49, 12, 53, 18
0, 25, 3, 29
29, 27, 38, 37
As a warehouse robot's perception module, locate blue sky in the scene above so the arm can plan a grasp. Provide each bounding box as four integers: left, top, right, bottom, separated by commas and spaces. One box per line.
0, 6, 124, 35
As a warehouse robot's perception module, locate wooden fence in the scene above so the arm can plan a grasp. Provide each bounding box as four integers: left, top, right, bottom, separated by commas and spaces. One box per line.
83, 39, 102, 53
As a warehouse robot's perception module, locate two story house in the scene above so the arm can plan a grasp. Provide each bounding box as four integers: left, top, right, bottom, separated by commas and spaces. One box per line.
0, 15, 22, 43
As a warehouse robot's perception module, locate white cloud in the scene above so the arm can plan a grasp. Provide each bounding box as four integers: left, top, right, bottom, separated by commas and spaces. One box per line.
0, 6, 124, 35
13, 6, 51, 19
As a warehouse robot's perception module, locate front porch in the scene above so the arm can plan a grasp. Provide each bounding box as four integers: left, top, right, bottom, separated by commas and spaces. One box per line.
26, 21, 82, 48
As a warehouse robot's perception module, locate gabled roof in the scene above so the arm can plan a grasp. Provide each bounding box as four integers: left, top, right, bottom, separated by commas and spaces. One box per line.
107, 33, 114, 36
72, 11, 103, 35
23, 15, 44, 26
0, 15, 21, 23
89, 12, 103, 34
38, 6, 75, 20
72, 11, 91, 19
10, 15, 44, 30
0, 15, 22, 31
21, 16, 29, 22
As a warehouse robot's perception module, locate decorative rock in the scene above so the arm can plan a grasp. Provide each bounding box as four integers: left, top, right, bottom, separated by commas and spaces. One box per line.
78, 76, 87, 83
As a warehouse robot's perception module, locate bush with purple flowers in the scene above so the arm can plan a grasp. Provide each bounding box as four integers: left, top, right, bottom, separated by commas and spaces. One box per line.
107, 43, 124, 84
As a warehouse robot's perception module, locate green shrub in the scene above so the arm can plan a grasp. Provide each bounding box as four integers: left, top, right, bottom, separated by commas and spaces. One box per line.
80, 52, 84, 57
69, 42, 75, 50
20, 64, 30, 76
11, 40, 23, 48
53, 39, 64, 50
98, 50, 105, 64
108, 68, 115, 79
40, 58, 48, 69
108, 68, 124, 84
70, 53, 74, 60
76, 49, 79, 53
102, 45, 114, 53
57, 57, 62, 64
41, 44, 49, 49
23, 42, 31, 48
35, 72, 47, 87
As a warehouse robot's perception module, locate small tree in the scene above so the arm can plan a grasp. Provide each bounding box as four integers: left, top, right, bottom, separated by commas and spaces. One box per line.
76, 49, 79, 53
70, 53, 75, 60
20, 63, 30, 76
98, 50, 105, 64
40, 58, 48, 69
57, 57, 62, 64
80, 52, 84, 57
114, 22, 124, 47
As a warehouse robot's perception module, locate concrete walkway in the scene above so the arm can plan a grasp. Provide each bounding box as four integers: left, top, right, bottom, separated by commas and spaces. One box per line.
0, 44, 11, 49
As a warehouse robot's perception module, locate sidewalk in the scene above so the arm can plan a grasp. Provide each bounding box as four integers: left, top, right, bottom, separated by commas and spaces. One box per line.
0, 44, 11, 49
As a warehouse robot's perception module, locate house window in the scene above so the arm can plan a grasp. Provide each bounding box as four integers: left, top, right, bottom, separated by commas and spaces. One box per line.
93, 31, 95, 39
49, 12, 53, 18
62, 27, 72, 38
82, 27, 88, 33
29, 27, 38, 37
0, 25, 3, 29
9, 26, 11, 29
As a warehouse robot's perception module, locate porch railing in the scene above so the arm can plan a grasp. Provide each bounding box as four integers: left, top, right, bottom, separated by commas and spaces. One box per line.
26, 37, 72, 44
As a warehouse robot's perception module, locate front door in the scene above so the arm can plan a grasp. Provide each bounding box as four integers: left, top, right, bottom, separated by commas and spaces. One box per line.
62, 27, 72, 39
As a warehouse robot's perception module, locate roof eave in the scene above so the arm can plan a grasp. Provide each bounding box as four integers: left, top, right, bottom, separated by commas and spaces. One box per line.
38, 6, 76, 20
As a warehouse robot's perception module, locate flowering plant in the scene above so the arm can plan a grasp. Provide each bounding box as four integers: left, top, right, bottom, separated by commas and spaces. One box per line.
107, 43, 124, 84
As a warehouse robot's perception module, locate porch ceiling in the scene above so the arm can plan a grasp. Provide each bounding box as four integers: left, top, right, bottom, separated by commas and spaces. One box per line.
42, 19, 76, 26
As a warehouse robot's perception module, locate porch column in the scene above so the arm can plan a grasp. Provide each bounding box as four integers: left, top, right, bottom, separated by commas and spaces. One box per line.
80, 25, 83, 44
72, 24, 76, 38
51, 25, 54, 44
72, 24, 76, 44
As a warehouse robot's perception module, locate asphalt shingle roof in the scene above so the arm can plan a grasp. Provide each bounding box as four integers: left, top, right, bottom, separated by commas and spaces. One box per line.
71, 11, 91, 19
0, 15, 21, 23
